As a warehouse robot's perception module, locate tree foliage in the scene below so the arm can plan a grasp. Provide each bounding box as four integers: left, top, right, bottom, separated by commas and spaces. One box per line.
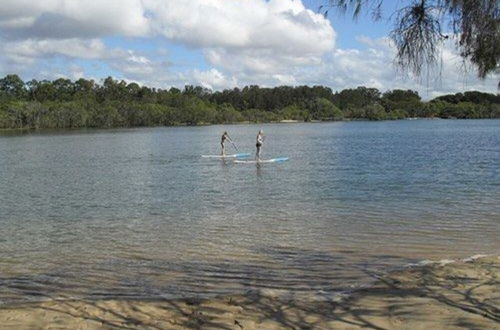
322, 0, 499, 78
0, 74, 498, 129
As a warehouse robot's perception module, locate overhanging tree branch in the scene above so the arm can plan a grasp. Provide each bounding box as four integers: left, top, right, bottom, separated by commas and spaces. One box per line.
320, 0, 499, 79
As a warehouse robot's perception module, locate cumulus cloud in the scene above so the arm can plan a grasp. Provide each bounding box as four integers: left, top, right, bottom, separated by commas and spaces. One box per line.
289, 36, 499, 98
3, 38, 112, 63
0, 0, 333, 53
0, 0, 335, 88
192, 68, 238, 90
0, 0, 149, 39
144, 0, 334, 80
184, 35, 498, 98
144, 0, 334, 52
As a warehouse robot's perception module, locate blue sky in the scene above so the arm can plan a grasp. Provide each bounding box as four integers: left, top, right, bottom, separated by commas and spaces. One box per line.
0, 0, 497, 98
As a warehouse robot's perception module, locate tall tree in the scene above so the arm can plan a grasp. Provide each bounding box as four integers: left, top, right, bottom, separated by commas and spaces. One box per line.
0, 74, 26, 99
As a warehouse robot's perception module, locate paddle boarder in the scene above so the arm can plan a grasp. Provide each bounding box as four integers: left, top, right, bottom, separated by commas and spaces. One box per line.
256, 130, 264, 161
221, 131, 232, 156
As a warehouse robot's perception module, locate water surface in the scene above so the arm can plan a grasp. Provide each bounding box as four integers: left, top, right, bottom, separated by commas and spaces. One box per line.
0, 120, 498, 304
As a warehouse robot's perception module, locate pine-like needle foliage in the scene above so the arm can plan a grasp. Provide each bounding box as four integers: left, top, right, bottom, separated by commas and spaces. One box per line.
322, 0, 499, 78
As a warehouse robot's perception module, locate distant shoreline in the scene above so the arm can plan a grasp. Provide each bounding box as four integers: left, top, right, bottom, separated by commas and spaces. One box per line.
1, 254, 497, 329
1, 117, 498, 134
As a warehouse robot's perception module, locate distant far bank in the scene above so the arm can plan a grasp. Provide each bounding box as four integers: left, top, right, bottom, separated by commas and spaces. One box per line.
0, 74, 498, 130
1, 117, 497, 135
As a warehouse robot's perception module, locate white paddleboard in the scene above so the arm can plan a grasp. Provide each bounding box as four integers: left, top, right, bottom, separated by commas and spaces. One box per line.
201, 153, 250, 158
234, 157, 289, 164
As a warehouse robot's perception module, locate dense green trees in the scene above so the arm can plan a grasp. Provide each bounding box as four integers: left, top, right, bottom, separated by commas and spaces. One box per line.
0, 74, 498, 129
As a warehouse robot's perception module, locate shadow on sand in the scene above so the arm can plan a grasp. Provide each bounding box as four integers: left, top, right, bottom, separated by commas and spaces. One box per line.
0, 248, 498, 329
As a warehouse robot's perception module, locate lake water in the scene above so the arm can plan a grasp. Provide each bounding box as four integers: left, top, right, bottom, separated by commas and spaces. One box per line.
0, 120, 499, 304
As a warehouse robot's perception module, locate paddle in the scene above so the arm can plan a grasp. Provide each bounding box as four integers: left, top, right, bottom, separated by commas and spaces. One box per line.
230, 140, 239, 152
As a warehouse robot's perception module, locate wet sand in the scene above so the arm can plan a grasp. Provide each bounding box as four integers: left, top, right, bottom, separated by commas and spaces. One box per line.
0, 255, 498, 329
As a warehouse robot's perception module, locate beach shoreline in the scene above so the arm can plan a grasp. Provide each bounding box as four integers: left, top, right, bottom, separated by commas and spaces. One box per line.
1, 254, 498, 329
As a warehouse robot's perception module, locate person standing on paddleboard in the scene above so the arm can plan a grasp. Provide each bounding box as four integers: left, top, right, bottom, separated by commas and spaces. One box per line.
256, 130, 264, 161
221, 131, 232, 156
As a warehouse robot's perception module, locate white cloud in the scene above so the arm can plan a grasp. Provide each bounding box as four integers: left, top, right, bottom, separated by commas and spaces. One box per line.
3, 38, 112, 63
192, 68, 237, 90
144, 0, 334, 52
37, 64, 86, 81
0, 0, 149, 38
0, 0, 335, 89
290, 36, 499, 99
0, 0, 334, 55
143, 0, 334, 78
184, 35, 498, 98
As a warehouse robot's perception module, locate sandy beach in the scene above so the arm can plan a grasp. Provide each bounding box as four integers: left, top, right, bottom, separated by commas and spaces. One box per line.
0, 255, 498, 329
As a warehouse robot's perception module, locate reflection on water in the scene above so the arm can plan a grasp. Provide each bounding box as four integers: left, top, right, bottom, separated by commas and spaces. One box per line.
0, 120, 499, 304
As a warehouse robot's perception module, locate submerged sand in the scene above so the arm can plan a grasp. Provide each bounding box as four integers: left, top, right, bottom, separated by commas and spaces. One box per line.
0, 255, 498, 329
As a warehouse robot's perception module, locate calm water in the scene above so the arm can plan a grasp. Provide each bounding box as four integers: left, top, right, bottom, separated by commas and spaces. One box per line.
0, 120, 499, 304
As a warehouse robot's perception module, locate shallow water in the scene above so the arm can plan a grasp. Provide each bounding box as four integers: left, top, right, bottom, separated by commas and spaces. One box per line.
0, 120, 499, 304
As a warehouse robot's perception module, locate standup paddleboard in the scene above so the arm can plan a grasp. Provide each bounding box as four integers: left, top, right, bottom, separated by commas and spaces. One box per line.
201, 153, 250, 158
234, 157, 289, 164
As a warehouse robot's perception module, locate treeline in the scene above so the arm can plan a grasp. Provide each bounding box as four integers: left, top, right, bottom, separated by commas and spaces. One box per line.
0, 74, 498, 129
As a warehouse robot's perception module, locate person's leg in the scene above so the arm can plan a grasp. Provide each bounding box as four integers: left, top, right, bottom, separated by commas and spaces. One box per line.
256, 145, 261, 160
221, 142, 225, 155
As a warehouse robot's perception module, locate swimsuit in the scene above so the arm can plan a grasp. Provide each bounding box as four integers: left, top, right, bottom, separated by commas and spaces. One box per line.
256, 135, 263, 148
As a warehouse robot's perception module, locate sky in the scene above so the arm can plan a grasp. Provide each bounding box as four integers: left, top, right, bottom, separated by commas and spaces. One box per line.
0, 0, 498, 99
